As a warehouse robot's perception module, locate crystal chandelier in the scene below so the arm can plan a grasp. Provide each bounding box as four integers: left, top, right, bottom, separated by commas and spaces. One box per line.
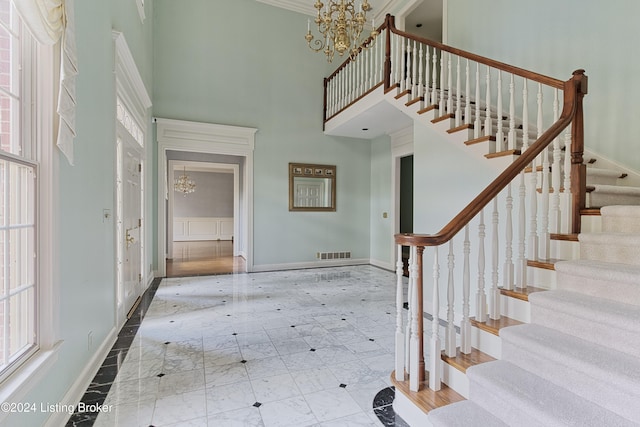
305, 0, 378, 62
174, 167, 196, 196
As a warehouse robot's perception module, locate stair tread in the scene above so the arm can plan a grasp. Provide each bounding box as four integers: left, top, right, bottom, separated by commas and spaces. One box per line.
501, 323, 640, 387
587, 184, 640, 194
555, 259, 640, 284
468, 360, 638, 427
579, 231, 640, 244
391, 370, 465, 413
499, 286, 547, 301
441, 347, 495, 373
550, 233, 579, 241
527, 258, 561, 270
601, 205, 640, 217
529, 290, 640, 331
470, 315, 522, 336
429, 400, 508, 427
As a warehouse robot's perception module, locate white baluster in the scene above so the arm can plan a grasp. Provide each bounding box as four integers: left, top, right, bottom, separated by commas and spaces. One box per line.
431, 50, 438, 105
522, 79, 529, 151
424, 45, 430, 101
395, 244, 405, 381
405, 39, 412, 94
503, 183, 514, 291
460, 225, 472, 354
357, 52, 362, 97
490, 198, 501, 320
447, 53, 453, 116
484, 66, 492, 138
496, 70, 504, 151
409, 246, 419, 391
464, 59, 471, 125
517, 170, 527, 288
412, 40, 418, 98
445, 241, 456, 357
439, 52, 445, 114
395, 34, 401, 88
429, 246, 441, 391
476, 210, 487, 322
508, 74, 516, 151
455, 56, 461, 127
474, 63, 481, 138
561, 130, 573, 233
551, 89, 562, 233
529, 83, 541, 261
418, 43, 424, 100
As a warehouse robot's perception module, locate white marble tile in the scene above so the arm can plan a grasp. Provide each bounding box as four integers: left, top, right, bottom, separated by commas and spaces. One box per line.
273, 338, 312, 356
313, 345, 358, 364
205, 379, 257, 415
319, 411, 379, 427
93, 399, 155, 427
259, 396, 318, 427
210, 407, 265, 427
280, 350, 325, 372
244, 355, 289, 380
203, 346, 243, 367
328, 359, 378, 385
163, 350, 204, 373
304, 387, 362, 422
234, 331, 272, 346
152, 388, 207, 425
116, 356, 164, 381
204, 361, 250, 386
104, 376, 160, 406
202, 333, 238, 351
251, 372, 301, 403
343, 379, 389, 412
159, 416, 209, 427
291, 367, 340, 394
240, 342, 280, 360
157, 368, 206, 397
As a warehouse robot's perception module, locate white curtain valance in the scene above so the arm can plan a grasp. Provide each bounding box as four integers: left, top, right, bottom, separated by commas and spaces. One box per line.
11, 0, 77, 165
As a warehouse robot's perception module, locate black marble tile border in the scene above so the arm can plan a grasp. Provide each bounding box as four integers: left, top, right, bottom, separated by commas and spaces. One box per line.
65, 277, 162, 427
373, 386, 410, 427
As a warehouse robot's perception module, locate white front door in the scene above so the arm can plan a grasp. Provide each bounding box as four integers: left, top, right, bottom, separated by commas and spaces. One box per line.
117, 135, 144, 320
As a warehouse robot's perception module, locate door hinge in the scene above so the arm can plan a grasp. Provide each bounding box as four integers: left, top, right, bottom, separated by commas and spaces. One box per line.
138, 218, 142, 227
138, 273, 142, 282
138, 163, 142, 172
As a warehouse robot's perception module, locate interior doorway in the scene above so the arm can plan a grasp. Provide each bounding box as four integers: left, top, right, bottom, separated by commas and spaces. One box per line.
166, 160, 243, 276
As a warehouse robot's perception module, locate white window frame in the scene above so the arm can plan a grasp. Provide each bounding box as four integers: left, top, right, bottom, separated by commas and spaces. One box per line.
0, 6, 60, 412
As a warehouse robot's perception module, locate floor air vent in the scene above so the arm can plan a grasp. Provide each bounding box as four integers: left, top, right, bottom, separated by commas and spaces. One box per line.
317, 251, 351, 260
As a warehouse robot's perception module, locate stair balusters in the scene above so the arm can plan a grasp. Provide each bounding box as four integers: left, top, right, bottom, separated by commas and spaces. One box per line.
445, 241, 456, 357
490, 199, 501, 320
460, 225, 472, 354
504, 183, 515, 290
395, 244, 405, 381
476, 210, 487, 322
429, 246, 441, 391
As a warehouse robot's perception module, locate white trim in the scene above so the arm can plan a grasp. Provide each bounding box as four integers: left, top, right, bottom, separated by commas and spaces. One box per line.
112, 31, 151, 123
0, 342, 61, 424
47, 328, 117, 427
156, 118, 257, 274
251, 259, 370, 273
370, 258, 395, 271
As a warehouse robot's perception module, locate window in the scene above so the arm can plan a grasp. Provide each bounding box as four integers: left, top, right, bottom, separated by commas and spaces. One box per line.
0, 0, 41, 381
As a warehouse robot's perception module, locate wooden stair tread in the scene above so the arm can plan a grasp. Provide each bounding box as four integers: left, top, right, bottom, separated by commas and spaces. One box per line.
418, 104, 438, 115
432, 113, 455, 124
550, 233, 579, 241
391, 371, 465, 414
406, 96, 423, 107
395, 89, 411, 99
500, 285, 547, 301
384, 83, 400, 94
465, 135, 495, 146
580, 208, 601, 216
527, 258, 561, 270
448, 123, 473, 134
485, 149, 520, 159
470, 315, 523, 336
441, 347, 495, 373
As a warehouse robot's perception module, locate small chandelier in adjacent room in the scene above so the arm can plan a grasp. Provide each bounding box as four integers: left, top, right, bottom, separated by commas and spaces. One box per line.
174, 167, 196, 196
305, 0, 378, 62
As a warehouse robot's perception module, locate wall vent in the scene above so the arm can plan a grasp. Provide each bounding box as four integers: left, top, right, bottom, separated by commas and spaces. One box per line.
316, 251, 351, 260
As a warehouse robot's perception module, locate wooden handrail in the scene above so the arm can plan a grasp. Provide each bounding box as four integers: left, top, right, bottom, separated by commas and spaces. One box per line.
395, 70, 587, 247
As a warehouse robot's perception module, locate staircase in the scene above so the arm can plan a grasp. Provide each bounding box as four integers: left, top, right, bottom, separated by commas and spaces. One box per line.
428, 205, 640, 426
321, 14, 640, 426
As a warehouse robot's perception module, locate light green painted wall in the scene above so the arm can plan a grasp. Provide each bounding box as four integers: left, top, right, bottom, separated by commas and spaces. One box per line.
4, 1, 154, 425
152, 0, 373, 267
447, 0, 640, 171
369, 134, 393, 267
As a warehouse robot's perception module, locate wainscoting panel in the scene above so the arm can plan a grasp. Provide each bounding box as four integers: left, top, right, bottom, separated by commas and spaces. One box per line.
174, 217, 233, 241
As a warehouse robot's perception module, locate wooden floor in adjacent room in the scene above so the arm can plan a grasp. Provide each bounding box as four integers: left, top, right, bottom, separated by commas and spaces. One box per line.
166, 240, 245, 277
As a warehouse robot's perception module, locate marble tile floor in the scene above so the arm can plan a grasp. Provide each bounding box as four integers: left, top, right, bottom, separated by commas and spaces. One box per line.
67, 266, 411, 427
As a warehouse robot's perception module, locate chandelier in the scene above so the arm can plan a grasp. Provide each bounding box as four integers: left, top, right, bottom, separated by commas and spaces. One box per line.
174, 167, 196, 196
305, 0, 378, 62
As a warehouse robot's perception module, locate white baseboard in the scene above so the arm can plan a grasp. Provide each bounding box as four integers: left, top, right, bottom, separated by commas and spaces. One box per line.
370, 258, 394, 271
251, 258, 369, 273
48, 327, 118, 427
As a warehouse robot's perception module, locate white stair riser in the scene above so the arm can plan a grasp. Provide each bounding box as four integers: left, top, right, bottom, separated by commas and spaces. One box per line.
580, 241, 640, 266
441, 362, 469, 398
501, 340, 640, 423
470, 327, 501, 359
556, 269, 640, 307
500, 294, 530, 323
530, 304, 640, 359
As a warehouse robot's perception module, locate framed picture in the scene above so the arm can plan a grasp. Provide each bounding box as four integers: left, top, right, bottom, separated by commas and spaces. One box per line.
304, 167, 313, 175
289, 162, 337, 212
293, 167, 302, 175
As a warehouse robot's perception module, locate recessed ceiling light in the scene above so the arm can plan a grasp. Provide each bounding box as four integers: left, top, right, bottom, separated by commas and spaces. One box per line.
362, 128, 369, 131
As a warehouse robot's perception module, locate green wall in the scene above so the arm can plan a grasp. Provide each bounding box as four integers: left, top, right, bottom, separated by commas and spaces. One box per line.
369, 134, 393, 268
447, 0, 640, 171
152, 0, 373, 268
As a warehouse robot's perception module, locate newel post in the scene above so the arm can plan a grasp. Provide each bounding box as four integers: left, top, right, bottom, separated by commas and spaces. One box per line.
383, 14, 393, 91
570, 69, 588, 234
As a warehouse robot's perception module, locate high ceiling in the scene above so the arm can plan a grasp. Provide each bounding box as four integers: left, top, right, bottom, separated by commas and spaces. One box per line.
255, 0, 443, 38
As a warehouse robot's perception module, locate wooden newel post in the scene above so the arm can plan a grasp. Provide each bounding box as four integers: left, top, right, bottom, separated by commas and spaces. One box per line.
383, 14, 393, 91
570, 69, 588, 234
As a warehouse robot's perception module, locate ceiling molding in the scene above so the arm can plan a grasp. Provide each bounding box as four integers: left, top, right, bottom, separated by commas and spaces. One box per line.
255, 0, 315, 16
